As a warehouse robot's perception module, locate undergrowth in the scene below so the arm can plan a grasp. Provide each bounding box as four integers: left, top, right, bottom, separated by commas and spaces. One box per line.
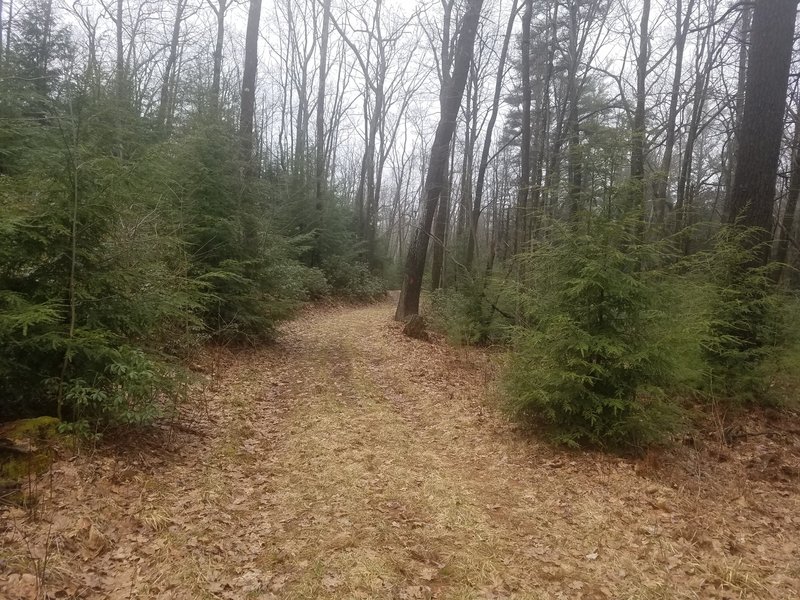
427, 219, 798, 450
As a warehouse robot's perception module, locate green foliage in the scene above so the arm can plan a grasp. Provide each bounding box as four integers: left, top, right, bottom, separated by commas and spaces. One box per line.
321, 256, 386, 301
687, 226, 784, 399
63, 347, 185, 427
768, 293, 800, 407
504, 218, 682, 449
427, 278, 508, 345
428, 288, 485, 344
0, 107, 201, 422
0, 19, 384, 426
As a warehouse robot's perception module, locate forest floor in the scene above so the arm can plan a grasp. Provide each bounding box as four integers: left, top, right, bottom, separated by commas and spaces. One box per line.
2, 295, 800, 600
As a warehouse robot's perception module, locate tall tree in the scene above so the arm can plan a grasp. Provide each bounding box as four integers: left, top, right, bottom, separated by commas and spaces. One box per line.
430, 0, 455, 290
628, 0, 650, 211
240, 0, 263, 248
240, 0, 262, 169
727, 0, 798, 260
722, 4, 752, 221
315, 0, 332, 211
395, 0, 485, 320
209, 0, 232, 110
158, 0, 188, 128
466, 0, 519, 269
653, 0, 695, 227
514, 0, 532, 251
774, 96, 800, 281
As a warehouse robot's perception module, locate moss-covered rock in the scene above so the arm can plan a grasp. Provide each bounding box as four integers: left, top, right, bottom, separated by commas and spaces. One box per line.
1, 417, 61, 504
2, 415, 60, 440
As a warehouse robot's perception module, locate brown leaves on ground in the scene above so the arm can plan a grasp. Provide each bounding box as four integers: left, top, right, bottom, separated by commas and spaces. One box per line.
2, 296, 799, 599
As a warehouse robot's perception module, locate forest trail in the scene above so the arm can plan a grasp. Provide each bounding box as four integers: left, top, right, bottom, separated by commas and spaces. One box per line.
3, 296, 800, 600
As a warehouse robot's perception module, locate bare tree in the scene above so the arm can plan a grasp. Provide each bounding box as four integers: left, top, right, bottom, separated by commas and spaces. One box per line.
315, 0, 332, 210
628, 0, 650, 211
514, 0, 531, 251
652, 0, 695, 227
209, 0, 232, 109
466, 0, 519, 269
158, 0, 188, 128
396, 0, 485, 320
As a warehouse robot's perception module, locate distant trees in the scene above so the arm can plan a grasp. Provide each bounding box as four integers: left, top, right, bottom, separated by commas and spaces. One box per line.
2, 0, 800, 443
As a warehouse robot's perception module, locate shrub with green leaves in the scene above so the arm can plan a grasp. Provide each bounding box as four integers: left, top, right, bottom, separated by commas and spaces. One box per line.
0, 3, 389, 428
321, 256, 386, 301
692, 226, 785, 399
504, 218, 681, 449
427, 279, 508, 345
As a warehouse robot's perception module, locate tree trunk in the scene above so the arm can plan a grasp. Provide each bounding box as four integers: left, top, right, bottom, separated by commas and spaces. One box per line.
653, 0, 694, 228
774, 101, 800, 281
4, 0, 10, 60
240, 0, 261, 170
628, 0, 650, 211
674, 26, 712, 235
466, 0, 518, 269
315, 0, 331, 212
514, 0, 532, 253
722, 6, 752, 221
530, 1, 558, 232
0, 0, 4, 67
158, 0, 186, 128
239, 0, 262, 249
727, 0, 798, 263
115, 0, 124, 99
210, 0, 227, 110
430, 141, 453, 291
395, 0, 484, 320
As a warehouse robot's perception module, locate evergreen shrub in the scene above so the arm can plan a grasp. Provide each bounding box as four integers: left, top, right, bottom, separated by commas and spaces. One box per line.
504, 218, 682, 448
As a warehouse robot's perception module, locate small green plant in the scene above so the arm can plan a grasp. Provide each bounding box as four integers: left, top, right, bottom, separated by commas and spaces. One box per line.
504, 218, 682, 449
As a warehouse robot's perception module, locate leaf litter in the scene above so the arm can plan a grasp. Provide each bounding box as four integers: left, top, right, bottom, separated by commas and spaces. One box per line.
2, 296, 799, 599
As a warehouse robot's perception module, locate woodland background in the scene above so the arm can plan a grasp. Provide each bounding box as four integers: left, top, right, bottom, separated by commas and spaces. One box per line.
1, 0, 799, 448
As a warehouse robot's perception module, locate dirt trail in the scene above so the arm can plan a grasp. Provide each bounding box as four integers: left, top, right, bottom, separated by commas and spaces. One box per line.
2, 297, 800, 599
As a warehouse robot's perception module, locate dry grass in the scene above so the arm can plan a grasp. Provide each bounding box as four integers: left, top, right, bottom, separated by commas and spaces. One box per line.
2, 296, 799, 599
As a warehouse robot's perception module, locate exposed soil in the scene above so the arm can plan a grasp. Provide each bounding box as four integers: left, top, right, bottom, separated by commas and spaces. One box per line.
2, 296, 799, 599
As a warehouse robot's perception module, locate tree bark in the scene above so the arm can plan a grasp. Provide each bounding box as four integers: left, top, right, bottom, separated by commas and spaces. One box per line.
430, 139, 454, 290
727, 0, 798, 262
239, 0, 262, 252
239, 0, 262, 171
429, 0, 454, 287
395, 0, 485, 320
722, 6, 752, 222
0, 0, 4, 67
